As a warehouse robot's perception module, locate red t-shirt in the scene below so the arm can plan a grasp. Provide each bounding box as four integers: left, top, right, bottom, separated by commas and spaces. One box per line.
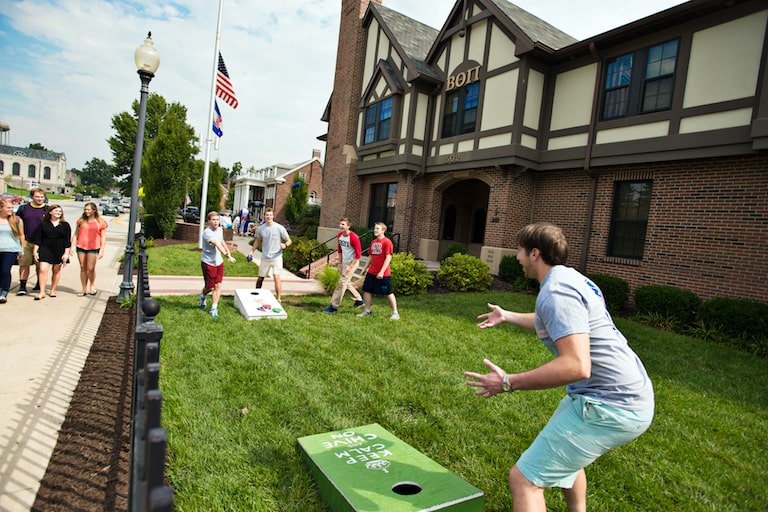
75, 219, 107, 250
367, 236, 393, 276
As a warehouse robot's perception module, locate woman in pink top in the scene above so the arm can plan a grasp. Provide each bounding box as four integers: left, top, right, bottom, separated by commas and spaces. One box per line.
70, 202, 107, 296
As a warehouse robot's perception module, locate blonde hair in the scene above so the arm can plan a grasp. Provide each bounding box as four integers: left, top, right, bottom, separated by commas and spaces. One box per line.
1, 199, 23, 239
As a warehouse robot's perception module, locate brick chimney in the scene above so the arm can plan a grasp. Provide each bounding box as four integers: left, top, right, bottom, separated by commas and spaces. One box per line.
320, 0, 382, 230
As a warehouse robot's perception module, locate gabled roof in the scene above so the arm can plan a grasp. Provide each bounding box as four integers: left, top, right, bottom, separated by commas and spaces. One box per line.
365, 3, 442, 83
490, 0, 577, 52
0, 144, 65, 161
360, 59, 405, 106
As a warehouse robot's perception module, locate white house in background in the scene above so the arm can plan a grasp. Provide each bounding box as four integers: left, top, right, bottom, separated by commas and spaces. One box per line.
0, 144, 69, 194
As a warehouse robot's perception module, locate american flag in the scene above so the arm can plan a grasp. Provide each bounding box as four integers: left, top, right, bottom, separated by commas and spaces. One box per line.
216, 52, 239, 109
212, 100, 223, 137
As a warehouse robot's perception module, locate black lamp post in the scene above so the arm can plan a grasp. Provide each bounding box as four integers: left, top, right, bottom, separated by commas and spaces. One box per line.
119, 32, 160, 301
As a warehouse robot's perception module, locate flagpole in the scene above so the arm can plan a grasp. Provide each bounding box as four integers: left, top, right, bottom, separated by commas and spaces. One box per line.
198, 0, 224, 248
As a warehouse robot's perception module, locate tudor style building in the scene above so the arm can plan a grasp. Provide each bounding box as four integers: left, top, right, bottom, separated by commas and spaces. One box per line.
319, 0, 768, 303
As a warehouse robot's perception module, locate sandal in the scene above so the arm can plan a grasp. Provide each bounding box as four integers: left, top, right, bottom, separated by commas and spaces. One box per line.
49, 294, 57, 298
89, 290, 97, 296
76, 292, 86, 297
34, 296, 46, 301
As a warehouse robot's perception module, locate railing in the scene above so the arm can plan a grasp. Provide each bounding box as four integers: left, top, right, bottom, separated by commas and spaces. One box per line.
128, 233, 174, 511
305, 230, 400, 279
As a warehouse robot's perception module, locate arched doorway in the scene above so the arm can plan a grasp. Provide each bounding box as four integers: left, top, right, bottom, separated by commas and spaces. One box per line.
439, 179, 490, 258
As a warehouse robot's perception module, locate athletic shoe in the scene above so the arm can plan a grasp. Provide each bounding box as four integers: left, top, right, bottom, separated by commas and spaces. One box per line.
32, 284, 40, 292
390, 312, 400, 321
16, 288, 27, 296
210, 307, 219, 318
323, 305, 337, 314
356, 310, 372, 317
353, 300, 365, 309
199, 293, 206, 309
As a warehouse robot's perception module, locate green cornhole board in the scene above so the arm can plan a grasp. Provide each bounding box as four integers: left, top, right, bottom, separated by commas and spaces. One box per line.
297, 423, 484, 511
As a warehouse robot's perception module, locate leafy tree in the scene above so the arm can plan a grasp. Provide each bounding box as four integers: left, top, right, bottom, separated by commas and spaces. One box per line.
28, 142, 50, 151
141, 102, 198, 238
79, 158, 114, 191
284, 174, 308, 226
108, 93, 195, 195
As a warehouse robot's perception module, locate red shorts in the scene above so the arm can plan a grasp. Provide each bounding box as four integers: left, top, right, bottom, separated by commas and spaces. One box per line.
202, 262, 225, 289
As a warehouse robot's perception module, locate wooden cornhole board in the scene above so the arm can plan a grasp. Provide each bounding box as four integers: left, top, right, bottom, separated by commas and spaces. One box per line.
233, 288, 287, 320
297, 423, 484, 512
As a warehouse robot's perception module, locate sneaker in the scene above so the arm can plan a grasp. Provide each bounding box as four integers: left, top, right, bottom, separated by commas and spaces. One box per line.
356, 310, 372, 317
199, 293, 206, 309
353, 300, 365, 309
210, 307, 219, 318
390, 312, 400, 321
16, 288, 27, 296
32, 284, 40, 292
323, 305, 337, 314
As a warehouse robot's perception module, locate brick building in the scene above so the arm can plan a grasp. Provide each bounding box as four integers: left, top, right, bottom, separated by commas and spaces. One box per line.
319, 0, 768, 303
231, 149, 323, 227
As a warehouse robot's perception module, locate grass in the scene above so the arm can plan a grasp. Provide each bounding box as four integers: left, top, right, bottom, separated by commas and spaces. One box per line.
6, 186, 70, 201
144, 244, 768, 511
146, 243, 259, 277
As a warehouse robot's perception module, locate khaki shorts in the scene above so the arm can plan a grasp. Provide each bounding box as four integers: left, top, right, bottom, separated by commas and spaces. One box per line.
18, 241, 36, 267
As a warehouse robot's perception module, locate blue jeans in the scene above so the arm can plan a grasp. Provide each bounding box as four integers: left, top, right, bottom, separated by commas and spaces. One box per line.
0, 251, 18, 292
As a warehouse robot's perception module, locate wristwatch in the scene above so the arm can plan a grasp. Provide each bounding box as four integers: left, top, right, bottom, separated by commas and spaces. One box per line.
502, 373, 513, 392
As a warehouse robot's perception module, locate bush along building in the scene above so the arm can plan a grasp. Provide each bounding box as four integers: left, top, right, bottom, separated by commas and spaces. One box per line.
318, 0, 768, 303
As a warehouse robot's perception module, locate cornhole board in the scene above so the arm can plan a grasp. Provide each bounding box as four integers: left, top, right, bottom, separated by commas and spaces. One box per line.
297, 423, 484, 512
233, 288, 287, 320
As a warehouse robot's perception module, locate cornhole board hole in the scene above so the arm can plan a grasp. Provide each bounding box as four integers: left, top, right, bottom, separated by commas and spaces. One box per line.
297, 423, 484, 512
233, 288, 287, 320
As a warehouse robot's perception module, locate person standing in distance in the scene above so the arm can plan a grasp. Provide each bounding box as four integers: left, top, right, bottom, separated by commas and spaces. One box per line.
464, 222, 654, 512
199, 211, 236, 318
323, 217, 365, 313
247, 207, 291, 302
15, 187, 48, 295
356, 222, 399, 320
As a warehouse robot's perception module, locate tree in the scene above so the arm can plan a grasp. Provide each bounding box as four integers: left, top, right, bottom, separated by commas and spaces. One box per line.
138, 101, 198, 238
28, 143, 50, 151
190, 159, 227, 217
284, 175, 308, 226
79, 158, 114, 192
107, 93, 193, 195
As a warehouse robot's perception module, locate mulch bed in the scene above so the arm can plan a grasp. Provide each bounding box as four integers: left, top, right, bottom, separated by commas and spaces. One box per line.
32, 299, 134, 512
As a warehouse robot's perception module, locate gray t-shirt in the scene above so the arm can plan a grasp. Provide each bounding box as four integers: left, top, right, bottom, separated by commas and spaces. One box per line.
256, 222, 289, 259
201, 226, 223, 266
534, 266, 654, 410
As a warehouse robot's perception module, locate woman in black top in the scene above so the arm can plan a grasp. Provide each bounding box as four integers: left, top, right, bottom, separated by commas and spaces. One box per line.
32, 204, 71, 300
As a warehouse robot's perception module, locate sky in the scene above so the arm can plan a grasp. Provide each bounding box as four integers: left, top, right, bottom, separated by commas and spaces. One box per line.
0, 0, 687, 173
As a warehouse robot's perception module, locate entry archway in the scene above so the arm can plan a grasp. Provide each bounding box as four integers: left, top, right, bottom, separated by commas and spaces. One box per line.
439, 178, 490, 258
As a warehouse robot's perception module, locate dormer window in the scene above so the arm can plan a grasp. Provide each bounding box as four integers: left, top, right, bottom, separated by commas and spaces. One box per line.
363, 97, 393, 144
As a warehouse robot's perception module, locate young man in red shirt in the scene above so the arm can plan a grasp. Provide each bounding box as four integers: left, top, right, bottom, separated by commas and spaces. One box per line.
356, 222, 399, 320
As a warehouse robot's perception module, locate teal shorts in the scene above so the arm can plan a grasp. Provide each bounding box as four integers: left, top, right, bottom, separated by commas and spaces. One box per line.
517, 394, 654, 489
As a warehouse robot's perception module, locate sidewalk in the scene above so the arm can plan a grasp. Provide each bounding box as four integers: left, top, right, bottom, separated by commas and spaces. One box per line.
0, 230, 324, 511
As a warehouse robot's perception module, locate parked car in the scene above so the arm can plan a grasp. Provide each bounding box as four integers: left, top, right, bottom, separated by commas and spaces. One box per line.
0, 192, 22, 204
183, 206, 200, 224
102, 203, 120, 216
121, 197, 131, 208
75, 194, 84, 201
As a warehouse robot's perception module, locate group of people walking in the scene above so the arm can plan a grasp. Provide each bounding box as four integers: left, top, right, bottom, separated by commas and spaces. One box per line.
0, 188, 108, 303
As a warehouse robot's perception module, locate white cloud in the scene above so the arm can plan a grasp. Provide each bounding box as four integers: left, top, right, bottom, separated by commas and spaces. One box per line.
0, 0, 687, 172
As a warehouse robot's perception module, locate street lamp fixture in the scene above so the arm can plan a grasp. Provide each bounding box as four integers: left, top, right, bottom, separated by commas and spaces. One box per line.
119, 32, 160, 301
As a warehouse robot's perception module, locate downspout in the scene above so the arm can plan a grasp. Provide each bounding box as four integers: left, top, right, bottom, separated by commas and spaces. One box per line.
580, 42, 602, 273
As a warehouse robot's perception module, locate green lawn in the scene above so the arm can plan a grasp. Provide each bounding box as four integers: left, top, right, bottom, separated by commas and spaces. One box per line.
153, 289, 768, 511
146, 242, 259, 277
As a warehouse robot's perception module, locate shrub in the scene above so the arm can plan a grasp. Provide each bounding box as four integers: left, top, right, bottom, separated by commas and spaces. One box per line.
316, 265, 339, 294
699, 297, 768, 355
283, 237, 318, 273
440, 242, 466, 263
498, 254, 537, 291
634, 285, 701, 326
587, 273, 630, 314
389, 253, 432, 296
437, 253, 492, 292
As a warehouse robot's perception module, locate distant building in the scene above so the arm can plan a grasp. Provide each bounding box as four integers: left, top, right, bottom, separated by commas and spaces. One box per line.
232, 149, 323, 226
318, 0, 768, 303
0, 143, 69, 194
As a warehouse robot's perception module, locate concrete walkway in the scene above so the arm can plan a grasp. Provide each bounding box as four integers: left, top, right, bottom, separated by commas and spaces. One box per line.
0, 230, 324, 511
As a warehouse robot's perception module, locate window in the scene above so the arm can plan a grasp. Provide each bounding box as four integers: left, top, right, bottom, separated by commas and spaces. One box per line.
442, 82, 480, 137
13, 162, 20, 176
44, 166, 51, 180
0, 161, 3, 175
368, 182, 397, 232
602, 40, 678, 119
363, 97, 393, 144
28, 164, 36, 178
607, 180, 653, 259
